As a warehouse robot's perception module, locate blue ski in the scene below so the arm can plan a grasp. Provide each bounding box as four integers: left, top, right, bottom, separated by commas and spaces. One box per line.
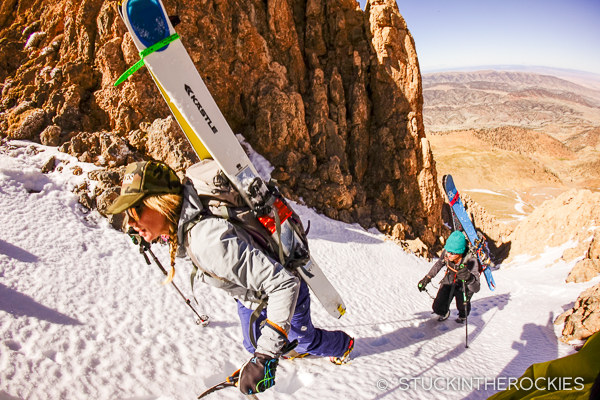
443, 175, 496, 291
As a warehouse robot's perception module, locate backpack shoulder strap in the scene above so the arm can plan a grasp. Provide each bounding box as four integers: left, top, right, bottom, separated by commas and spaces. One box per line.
185, 219, 269, 349
185, 224, 232, 304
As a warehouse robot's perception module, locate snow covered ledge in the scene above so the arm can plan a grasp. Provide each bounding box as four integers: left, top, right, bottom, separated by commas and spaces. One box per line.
500, 189, 600, 343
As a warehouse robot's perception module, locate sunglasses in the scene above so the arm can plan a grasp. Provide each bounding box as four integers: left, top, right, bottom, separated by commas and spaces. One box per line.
126, 203, 144, 222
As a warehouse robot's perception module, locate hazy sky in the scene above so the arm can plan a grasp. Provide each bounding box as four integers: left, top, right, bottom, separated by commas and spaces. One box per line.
359, 0, 600, 74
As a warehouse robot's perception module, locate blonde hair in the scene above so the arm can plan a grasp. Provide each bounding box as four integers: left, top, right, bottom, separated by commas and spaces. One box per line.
143, 193, 183, 285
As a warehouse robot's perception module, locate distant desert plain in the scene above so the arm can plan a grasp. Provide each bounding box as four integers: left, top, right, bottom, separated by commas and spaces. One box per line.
424, 68, 600, 226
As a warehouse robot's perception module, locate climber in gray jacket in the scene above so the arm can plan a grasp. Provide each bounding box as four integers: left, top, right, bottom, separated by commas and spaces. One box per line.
107, 160, 352, 395
418, 231, 480, 323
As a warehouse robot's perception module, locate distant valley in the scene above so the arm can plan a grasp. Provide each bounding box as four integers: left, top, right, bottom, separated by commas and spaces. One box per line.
424, 69, 600, 224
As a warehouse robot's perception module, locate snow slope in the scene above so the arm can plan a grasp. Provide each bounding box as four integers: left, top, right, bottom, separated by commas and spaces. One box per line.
1, 140, 598, 400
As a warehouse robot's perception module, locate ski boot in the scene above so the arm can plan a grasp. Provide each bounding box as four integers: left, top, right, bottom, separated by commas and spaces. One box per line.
330, 337, 354, 365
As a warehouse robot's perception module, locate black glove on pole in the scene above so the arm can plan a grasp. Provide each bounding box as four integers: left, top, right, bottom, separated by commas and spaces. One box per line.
418, 276, 431, 292
237, 339, 297, 395
238, 353, 279, 395
456, 264, 471, 282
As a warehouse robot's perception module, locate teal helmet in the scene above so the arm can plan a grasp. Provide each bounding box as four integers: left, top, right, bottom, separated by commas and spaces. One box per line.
445, 231, 467, 254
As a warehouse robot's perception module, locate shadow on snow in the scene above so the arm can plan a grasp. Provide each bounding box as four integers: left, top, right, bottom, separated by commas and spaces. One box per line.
358, 293, 512, 359
0, 239, 39, 263
461, 311, 561, 400
0, 283, 83, 325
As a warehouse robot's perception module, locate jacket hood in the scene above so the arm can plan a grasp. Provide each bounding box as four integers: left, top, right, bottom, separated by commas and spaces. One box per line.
176, 181, 204, 257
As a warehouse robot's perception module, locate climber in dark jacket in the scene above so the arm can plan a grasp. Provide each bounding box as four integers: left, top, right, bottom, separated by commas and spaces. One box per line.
418, 231, 480, 323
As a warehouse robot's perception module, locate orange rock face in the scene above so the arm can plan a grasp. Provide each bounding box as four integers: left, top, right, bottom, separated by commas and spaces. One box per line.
0, 0, 442, 248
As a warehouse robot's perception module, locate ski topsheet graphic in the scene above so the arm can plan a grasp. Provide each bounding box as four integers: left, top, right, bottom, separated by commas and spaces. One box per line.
117, 0, 346, 318
443, 175, 497, 291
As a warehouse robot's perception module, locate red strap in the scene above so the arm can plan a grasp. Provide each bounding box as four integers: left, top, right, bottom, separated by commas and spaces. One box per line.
449, 192, 460, 206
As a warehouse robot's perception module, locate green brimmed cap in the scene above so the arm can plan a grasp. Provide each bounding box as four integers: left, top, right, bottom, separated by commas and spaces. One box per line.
106, 161, 182, 214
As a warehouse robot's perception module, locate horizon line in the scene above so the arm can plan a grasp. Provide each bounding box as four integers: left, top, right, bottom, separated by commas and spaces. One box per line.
421, 64, 600, 78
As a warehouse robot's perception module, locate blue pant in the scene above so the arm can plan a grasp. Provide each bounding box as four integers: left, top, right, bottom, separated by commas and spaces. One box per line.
237, 280, 350, 357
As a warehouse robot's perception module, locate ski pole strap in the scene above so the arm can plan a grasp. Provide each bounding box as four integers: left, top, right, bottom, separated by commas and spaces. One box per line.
220, 205, 231, 221
423, 287, 435, 300
114, 33, 180, 86
140, 246, 151, 265
248, 311, 290, 353
190, 264, 199, 305
248, 299, 268, 349
263, 319, 288, 339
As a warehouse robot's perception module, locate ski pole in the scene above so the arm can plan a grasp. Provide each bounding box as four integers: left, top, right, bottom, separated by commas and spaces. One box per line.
419, 285, 436, 300
146, 246, 210, 326
462, 279, 469, 348
129, 231, 210, 327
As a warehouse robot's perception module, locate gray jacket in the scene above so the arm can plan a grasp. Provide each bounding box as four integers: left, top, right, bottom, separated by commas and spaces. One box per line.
176, 183, 300, 357
427, 249, 481, 293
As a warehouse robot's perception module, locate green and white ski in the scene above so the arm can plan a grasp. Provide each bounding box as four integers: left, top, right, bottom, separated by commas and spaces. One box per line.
116, 0, 346, 319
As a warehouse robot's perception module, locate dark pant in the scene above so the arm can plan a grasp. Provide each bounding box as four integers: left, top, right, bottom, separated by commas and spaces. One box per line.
237, 280, 350, 357
432, 283, 472, 318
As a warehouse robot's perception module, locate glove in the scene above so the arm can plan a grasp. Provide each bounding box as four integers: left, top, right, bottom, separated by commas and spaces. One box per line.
456, 265, 472, 283
418, 276, 431, 292
238, 352, 279, 395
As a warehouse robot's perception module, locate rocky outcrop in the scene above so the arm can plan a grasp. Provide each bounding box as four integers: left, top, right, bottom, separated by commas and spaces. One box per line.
460, 194, 513, 247
58, 131, 134, 168
127, 116, 198, 175
362, 0, 442, 247
566, 259, 600, 283
566, 234, 600, 283
505, 189, 600, 265
0, 0, 442, 249
555, 284, 600, 342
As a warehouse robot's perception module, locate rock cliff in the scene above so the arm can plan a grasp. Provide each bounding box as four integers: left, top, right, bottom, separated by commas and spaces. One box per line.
505, 189, 600, 341
0, 0, 442, 249
505, 189, 600, 267
555, 284, 600, 343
